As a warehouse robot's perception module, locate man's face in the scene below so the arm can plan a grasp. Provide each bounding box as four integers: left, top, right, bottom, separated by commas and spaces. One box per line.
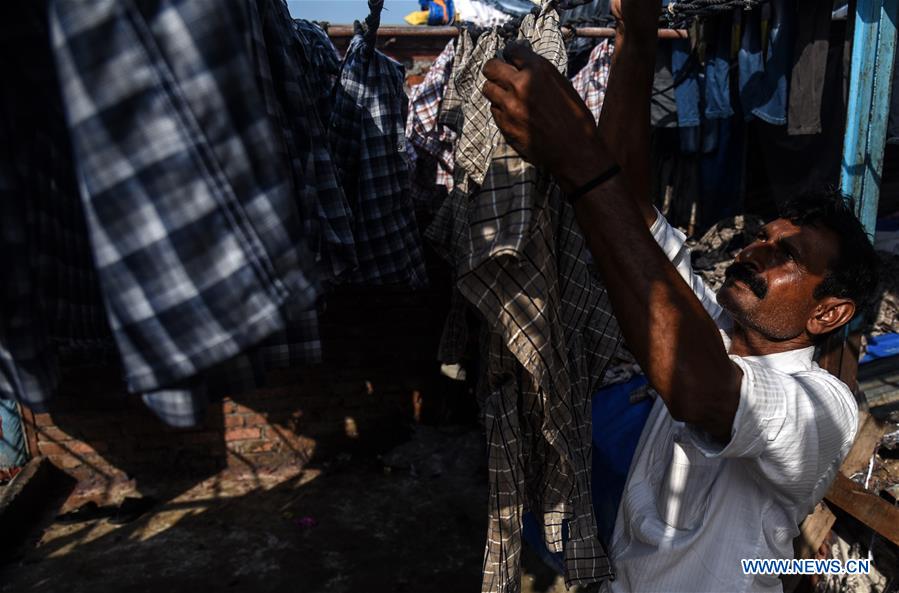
716, 218, 841, 341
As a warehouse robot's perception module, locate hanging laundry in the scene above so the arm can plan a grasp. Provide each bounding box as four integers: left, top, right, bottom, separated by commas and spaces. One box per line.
454, 0, 515, 27
450, 5, 621, 591
0, 0, 115, 414
671, 38, 702, 153
570, 38, 613, 124
406, 40, 457, 210
651, 41, 679, 128
50, 0, 320, 401
704, 15, 734, 120
738, 0, 797, 125
787, 0, 831, 135
254, 0, 357, 284
329, 2, 428, 288
293, 19, 342, 123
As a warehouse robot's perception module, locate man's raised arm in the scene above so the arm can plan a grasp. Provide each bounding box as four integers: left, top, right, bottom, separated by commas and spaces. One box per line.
480, 4, 743, 442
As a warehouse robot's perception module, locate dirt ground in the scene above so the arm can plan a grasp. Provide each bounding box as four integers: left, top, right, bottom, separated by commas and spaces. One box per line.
0, 426, 579, 593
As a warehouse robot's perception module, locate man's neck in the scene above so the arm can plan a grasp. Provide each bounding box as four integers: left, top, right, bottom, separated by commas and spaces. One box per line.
727, 323, 813, 358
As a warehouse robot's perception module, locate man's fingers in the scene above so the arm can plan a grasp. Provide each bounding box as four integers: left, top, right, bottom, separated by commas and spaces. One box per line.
502, 40, 539, 70
481, 80, 510, 108
483, 58, 518, 88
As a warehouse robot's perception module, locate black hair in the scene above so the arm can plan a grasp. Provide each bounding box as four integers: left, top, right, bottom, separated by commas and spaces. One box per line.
779, 191, 880, 316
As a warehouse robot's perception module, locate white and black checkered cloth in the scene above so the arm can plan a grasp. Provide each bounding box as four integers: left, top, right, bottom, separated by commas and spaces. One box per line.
447, 6, 623, 591
0, 1, 113, 412
255, 0, 358, 285
330, 32, 428, 288
406, 39, 457, 210
48, 0, 323, 425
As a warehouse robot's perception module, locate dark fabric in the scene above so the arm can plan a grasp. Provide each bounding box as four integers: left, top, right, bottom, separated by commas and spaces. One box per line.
0, 0, 113, 412
704, 15, 734, 120
671, 39, 701, 153
254, 0, 357, 285
330, 33, 428, 287
738, 0, 796, 125
746, 26, 845, 212
651, 41, 679, 128
788, 0, 831, 135
51, 0, 320, 397
293, 19, 342, 122
699, 117, 745, 234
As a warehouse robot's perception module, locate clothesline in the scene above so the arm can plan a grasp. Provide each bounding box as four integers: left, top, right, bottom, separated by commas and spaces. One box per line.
325, 25, 688, 40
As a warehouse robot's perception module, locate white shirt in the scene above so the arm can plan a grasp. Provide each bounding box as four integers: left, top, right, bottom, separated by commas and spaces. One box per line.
605, 213, 859, 593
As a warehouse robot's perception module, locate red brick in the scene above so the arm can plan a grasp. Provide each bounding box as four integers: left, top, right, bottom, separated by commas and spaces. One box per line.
224, 427, 261, 442
38, 442, 70, 456
224, 401, 255, 415
34, 413, 55, 426
242, 413, 269, 427
37, 426, 74, 442
49, 453, 82, 469
223, 415, 244, 428
69, 441, 108, 454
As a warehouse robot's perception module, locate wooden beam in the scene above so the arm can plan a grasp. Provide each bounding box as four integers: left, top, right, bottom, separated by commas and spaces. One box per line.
795, 410, 886, 561
824, 472, 899, 547
795, 502, 837, 561
840, 410, 886, 476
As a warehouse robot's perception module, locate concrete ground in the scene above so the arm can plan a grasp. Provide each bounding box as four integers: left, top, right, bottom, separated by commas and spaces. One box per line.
0, 426, 581, 593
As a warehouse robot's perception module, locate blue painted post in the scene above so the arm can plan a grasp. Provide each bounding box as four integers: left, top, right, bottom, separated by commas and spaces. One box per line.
840, 0, 899, 238
826, 0, 898, 381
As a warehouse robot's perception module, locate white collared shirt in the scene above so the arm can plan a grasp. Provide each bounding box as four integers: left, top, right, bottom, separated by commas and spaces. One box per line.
605, 213, 858, 593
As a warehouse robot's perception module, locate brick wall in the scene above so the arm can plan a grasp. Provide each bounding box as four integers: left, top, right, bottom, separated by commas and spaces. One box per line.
23, 272, 475, 498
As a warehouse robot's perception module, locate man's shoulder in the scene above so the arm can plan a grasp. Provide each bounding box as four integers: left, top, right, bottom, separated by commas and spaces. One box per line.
793, 363, 859, 444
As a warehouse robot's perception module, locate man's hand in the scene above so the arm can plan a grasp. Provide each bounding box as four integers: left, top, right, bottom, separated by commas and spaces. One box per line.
481, 42, 611, 193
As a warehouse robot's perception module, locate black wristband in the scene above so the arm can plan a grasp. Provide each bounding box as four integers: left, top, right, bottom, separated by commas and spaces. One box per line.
565, 163, 622, 204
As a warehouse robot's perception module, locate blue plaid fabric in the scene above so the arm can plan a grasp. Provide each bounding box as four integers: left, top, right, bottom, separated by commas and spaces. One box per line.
50, 0, 320, 396
255, 0, 357, 284
293, 19, 341, 122
330, 33, 428, 288
0, 0, 113, 411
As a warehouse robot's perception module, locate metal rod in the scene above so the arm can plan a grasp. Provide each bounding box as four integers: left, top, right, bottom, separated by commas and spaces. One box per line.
324, 25, 687, 39
840, 0, 898, 239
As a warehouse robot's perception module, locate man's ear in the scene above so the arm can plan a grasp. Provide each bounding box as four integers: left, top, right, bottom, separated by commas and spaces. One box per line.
807, 297, 856, 337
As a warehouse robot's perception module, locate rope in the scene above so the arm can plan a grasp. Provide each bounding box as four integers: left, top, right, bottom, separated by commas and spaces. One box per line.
664, 0, 768, 28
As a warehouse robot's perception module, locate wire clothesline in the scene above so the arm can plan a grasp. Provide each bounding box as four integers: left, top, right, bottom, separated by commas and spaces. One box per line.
324, 25, 688, 40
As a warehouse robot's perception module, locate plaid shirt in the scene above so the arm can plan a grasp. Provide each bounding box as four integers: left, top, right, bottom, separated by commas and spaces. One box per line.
254, 0, 357, 284
329, 32, 428, 287
451, 7, 621, 591
571, 38, 613, 124
0, 1, 112, 412
406, 39, 457, 206
293, 19, 341, 123
50, 0, 320, 400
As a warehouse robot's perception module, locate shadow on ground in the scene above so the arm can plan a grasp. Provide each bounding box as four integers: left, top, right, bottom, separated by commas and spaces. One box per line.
0, 426, 575, 593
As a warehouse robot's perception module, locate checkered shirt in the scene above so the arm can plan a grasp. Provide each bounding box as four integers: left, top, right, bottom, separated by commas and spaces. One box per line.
50, 0, 320, 398
0, 1, 112, 411
452, 7, 622, 592
293, 19, 341, 122
254, 0, 357, 284
406, 39, 457, 207
329, 33, 428, 287
571, 38, 613, 124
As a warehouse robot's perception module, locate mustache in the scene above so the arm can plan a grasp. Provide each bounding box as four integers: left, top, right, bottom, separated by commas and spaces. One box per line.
724, 262, 768, 299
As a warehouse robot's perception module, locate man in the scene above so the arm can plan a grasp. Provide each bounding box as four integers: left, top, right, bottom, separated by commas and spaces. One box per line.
481, 1, 880, 591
